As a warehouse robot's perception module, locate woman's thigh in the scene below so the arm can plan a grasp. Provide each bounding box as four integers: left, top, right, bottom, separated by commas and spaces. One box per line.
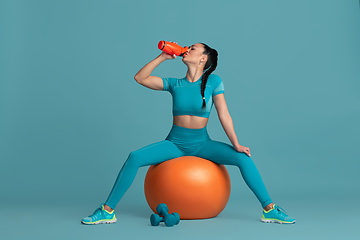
193, 140, 251, 166
127, 140, 184, 168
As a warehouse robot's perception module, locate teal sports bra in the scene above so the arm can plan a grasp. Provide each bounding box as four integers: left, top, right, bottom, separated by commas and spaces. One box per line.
161, 74, 224, 118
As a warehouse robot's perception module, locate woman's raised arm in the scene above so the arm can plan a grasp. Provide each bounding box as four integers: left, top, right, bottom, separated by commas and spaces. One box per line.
134, 52, 176, 90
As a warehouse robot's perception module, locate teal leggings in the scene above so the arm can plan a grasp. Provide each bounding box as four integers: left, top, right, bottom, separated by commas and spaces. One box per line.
105, 124, 272, 209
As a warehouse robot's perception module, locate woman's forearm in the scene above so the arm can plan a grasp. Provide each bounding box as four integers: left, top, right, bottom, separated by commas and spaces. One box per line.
134, 54, 167, 82
219, 113, 240, 148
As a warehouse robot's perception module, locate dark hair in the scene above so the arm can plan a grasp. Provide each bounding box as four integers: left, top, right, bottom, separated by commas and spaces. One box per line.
200, 43, 218, 108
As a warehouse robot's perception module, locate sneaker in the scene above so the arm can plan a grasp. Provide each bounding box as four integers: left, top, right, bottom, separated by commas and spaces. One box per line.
81, 203, 117, 225
261, 204, 295, 224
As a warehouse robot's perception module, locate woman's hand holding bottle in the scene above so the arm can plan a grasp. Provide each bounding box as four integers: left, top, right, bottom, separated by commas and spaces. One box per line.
159, 51, 177, 60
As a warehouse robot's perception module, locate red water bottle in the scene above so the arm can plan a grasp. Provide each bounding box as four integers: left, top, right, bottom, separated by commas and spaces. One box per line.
158, 41, 189, 57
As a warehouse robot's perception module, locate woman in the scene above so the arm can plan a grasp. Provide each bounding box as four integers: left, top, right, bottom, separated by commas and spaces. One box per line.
81, 43, 295, 225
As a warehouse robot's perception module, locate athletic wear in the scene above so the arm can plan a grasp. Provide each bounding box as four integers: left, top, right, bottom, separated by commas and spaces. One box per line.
162, 74, 224, 118
105, 124, 273, 210
81, 203, 117, 225
261, 204, 296, 224
83, 73, 283, 224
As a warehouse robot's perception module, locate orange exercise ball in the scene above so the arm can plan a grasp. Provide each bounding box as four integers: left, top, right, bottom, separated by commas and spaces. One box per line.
144, 156, 231, 220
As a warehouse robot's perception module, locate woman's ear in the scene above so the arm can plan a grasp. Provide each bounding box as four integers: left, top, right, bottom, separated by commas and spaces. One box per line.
200, 55, 208, 64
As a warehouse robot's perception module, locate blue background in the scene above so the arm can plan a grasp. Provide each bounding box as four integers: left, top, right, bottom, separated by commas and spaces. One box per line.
1, 0, 359, 239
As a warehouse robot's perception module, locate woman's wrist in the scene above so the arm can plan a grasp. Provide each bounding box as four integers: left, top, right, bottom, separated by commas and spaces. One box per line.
155, 54, 169, 64
233, 142, 241, 150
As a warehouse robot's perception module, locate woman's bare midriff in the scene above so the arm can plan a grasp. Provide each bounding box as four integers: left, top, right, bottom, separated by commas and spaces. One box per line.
173, 115, 209, 129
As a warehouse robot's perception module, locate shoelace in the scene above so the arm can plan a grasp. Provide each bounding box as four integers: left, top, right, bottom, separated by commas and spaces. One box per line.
89, 207, 103, 220
275, 205, 289, 218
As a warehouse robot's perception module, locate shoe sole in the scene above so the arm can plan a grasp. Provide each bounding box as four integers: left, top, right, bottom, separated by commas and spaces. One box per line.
81, 218, 117, 225
261, 218, 295, 224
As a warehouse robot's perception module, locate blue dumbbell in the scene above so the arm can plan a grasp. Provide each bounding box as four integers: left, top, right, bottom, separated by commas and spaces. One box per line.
150, 213, 180, 227
150, 203, 180, 227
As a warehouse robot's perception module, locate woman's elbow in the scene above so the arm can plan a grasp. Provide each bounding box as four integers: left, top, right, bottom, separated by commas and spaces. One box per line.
134, 74, 142, 83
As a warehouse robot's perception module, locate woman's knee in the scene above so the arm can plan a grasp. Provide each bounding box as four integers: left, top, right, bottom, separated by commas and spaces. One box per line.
125, 150, 144, 168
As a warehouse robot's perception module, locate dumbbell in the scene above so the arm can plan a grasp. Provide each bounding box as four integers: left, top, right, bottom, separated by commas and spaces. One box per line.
150, 213, 180, 227
150, 203, 180, 227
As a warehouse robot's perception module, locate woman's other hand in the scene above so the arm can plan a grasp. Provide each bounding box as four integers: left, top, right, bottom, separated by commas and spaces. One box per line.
234, 144, 251, 157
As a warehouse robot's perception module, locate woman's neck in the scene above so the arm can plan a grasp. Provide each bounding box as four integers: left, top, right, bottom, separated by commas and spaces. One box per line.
186, 66, 204, 83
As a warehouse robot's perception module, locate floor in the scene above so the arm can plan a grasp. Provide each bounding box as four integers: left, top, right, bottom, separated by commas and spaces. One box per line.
2, 189, 358, 240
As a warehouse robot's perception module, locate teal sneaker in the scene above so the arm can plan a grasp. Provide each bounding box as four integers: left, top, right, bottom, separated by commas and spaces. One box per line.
81, 203, 117, 225
261, 204, 295, 224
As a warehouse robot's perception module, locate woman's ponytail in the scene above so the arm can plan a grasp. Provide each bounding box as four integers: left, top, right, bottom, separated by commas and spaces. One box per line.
200, 44, 218, 108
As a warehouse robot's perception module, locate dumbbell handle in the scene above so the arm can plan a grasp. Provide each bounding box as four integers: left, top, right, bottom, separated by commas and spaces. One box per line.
150, 214, 163, 226
159, 212, 180, 226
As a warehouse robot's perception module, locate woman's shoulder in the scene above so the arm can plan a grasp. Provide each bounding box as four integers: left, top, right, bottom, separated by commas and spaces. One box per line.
162, 76, 185, 81
207, 73, 223, 86
208, 73, 221, 80
162, 76, 185, 85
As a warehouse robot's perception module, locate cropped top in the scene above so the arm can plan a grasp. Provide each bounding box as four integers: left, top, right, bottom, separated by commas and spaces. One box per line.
161, 74, 224, 118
